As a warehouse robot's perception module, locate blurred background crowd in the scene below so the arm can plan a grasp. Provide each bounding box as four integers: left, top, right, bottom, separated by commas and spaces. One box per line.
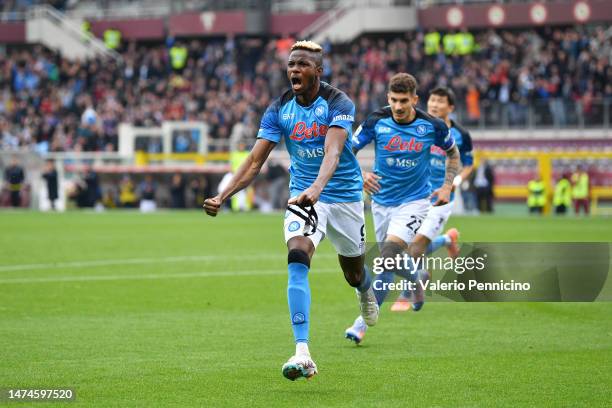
1, 25, 610, 153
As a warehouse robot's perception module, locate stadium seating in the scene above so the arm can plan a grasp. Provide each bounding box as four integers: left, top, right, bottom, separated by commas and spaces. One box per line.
0, 25, 610, 153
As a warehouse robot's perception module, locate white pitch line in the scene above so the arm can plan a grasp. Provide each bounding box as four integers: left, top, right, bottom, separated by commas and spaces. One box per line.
0, 253, 338, 273
0, 267, 339, 284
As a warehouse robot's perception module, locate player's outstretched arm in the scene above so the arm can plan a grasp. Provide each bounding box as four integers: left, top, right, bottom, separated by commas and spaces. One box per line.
203, 139, 276, 216
289, 126, 346, 206
431, 144, 460, 206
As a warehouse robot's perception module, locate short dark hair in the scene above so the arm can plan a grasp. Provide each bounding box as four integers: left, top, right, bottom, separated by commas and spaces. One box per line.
429, 86, 456, 106
388, 73, 418, 94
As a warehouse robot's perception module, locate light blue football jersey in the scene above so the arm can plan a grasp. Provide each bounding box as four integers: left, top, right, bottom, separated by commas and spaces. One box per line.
257, 82, 362, 203
429, 120, 474, 202
352, 107, 454, 206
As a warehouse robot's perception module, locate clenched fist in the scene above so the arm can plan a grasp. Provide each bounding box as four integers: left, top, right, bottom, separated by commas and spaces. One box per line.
203, 196, 222, 216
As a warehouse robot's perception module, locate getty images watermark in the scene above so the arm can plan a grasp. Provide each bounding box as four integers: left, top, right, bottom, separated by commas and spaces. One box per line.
364, 243, 612, 302
371, 253, 532, 292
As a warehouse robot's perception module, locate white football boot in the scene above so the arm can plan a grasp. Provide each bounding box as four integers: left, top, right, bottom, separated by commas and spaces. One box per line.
281, 355, 318, 381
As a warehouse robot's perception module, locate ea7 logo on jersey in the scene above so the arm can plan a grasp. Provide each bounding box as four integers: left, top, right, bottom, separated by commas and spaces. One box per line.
282, 113, 296, 120
377, 126, 391, 133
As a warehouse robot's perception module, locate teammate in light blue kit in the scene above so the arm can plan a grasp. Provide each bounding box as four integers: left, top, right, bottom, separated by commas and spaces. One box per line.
344, 73, 461, 344
203, 41, 378, 380
391, 86, 475, 312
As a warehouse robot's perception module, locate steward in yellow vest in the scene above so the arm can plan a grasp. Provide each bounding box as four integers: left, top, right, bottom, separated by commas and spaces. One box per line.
170, 43, 188, 72
424, 30, 441, 55
456, 30, 475, 55
103, 28, 121, 50
571, 167, 590, 215
553, 173, 572, 215
443, 33, 457, 55
527, 177, 546, 214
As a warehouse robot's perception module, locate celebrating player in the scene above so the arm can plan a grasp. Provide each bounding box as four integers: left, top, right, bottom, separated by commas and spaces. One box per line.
203, 41, 378, 380
390, 86, 474, 312
344, 73, 460, 344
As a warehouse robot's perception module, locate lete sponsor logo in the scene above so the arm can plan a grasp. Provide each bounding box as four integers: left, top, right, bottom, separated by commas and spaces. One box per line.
383, 135, 423, 152
289, 121, 329, 141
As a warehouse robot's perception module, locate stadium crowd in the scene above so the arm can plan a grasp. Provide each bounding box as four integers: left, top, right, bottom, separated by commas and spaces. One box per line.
0, 25, 610, 152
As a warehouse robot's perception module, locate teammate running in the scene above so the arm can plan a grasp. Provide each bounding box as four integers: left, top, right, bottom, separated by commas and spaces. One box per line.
344, 73, 460, 344
390, 86, 474, 312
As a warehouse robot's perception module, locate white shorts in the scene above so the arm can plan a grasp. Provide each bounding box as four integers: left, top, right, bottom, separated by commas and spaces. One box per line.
284, 201, 366, 257
371, 199, 431, 245
419, 201, 453, 240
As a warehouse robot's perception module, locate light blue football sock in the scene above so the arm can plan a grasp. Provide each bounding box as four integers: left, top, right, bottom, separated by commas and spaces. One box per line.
427, 235, 450, 254
287, 262, 310, 343
372, 255, 417, 306
373, 271, 394, 306
395, 255, 418, 299
394, 254, 416, 282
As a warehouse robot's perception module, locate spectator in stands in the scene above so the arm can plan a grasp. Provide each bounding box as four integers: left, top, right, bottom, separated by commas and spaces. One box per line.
42, 159, 58, 210
265, 158, 289, 210
4, 156, 25, 207
189, 176, 211, 209
138, 174, 157, 213
0, 25, 609, 152
119, 175, 137, 208
474, 160, 495, 213
83, 165, 102, 208
170, 173, 186, 209
460, 173, 478, 214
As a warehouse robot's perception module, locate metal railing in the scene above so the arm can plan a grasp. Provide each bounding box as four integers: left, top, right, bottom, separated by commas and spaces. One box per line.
27, 5, 122, 62
450, 99, 612, 133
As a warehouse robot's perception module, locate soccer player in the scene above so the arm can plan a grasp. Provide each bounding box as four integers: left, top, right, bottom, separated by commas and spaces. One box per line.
203, 41, 378, 380
390, 86, 474, 312
344, 73, 460, 344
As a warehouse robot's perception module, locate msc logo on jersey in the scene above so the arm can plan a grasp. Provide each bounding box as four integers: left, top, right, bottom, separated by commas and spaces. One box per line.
288, 221, 301, 232
289, 121, 329, 141
297, 147, 325, 159
416, 124, 427, 135
386, 157, 418, 168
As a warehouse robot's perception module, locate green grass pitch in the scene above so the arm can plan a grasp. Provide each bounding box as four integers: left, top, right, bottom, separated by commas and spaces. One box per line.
1, 211, 611, 407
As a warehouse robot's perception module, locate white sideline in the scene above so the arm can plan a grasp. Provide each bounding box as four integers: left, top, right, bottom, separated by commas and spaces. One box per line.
0, 267, 339, 284
0, 253, 338, 273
